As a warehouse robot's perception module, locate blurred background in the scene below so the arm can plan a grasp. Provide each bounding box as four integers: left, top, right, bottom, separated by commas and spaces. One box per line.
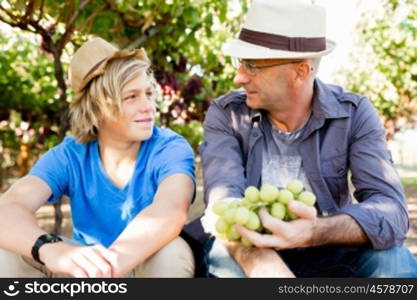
0, 0, 416, 256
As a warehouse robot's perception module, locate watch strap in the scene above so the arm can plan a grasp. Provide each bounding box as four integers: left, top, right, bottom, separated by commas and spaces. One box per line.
31, 234, 63, 265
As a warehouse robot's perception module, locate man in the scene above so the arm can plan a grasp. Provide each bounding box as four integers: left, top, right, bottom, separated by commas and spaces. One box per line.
197, 0, 417, 277
0, 38, 195, 277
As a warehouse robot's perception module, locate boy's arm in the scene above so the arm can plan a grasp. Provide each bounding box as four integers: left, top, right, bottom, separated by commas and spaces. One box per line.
0, 175, 115, 278
0, 175, 52, 256
108, 173, 194, 277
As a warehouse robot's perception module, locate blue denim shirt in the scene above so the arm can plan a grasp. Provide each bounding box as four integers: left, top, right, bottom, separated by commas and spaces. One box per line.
196, 79, 408, 250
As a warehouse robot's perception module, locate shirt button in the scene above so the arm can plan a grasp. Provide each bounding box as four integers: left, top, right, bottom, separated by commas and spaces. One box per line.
337, 168, 345, 175
252, 132, 259, 137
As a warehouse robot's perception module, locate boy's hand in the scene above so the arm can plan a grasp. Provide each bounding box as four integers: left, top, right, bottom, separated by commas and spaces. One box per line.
40, 242, 119, 277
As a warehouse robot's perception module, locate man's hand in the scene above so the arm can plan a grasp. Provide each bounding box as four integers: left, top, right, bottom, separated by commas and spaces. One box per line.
235, 200, 317, 250
40, 242, 120, 277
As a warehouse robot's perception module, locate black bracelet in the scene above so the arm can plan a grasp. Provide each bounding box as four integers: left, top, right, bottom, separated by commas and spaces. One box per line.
31, 234, 63, 265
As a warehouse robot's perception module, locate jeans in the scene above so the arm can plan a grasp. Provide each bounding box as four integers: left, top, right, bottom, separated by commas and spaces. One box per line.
0, 237, 194, 278
203, 237, 417, 278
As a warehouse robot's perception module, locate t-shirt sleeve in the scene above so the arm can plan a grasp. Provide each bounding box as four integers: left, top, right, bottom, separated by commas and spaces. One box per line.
153, 135, 195, 186
29, 141, 70, 203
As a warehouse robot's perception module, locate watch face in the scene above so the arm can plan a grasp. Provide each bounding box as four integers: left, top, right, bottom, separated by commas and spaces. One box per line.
42, 234, 62, 242
48, 234, 60, 242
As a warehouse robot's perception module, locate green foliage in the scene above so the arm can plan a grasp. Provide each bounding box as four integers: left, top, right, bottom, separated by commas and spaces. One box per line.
337, 0, 417, 131
85, 0, 245, 129
170, 121, 204, 151
0, 32, 61, 152
401, 177, 417, 187
79, 0, 249, 150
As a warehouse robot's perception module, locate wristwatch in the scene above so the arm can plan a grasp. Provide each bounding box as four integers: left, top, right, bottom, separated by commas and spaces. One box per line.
31, 234, 63, 265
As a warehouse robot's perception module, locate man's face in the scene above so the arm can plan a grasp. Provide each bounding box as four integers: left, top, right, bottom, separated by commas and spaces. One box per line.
233, 58, 302, 111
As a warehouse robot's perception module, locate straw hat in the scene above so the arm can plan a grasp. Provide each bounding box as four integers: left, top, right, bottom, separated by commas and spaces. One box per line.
69, 37, 149, 93
223, 0, 336, 59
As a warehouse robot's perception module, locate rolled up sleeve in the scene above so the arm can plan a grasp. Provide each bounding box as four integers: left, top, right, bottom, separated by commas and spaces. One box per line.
199, 100, 246, 205
339, 98, 408, 249
199, 99, 251, 235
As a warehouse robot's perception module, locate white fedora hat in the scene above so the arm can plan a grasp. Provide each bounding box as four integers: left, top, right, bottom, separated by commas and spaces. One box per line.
223, 0, 336, 59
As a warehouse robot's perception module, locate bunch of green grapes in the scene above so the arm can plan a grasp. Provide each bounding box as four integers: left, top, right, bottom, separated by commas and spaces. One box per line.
212, 179, 317, 247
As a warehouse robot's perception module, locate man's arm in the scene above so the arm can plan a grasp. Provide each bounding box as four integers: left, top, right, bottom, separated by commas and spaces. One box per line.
200, 96, 248, 234
225, 242, 294, 277
310, 214, 369, 247
340, 97, 408, 249
108, 173, 194, 277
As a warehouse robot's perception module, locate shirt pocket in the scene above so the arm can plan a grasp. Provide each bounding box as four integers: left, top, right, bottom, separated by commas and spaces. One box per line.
321, 153, 350, 208
321, 153, 348, 178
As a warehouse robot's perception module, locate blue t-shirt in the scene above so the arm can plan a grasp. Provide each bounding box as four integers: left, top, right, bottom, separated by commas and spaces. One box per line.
30, 126, 195, 247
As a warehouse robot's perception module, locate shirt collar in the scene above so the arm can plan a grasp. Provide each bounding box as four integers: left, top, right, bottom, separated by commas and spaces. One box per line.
312, 78, 353, 120
247, 79, 354, 127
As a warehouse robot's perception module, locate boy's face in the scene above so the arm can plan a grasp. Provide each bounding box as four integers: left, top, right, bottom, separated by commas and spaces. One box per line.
99, 73, 156, 143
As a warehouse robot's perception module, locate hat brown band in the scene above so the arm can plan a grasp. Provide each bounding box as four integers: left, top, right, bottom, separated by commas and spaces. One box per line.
239, 28, 326, 52
83, 57, 107, 80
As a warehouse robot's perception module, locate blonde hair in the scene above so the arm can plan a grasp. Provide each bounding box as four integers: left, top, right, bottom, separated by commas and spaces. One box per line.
70, 56, 158, 143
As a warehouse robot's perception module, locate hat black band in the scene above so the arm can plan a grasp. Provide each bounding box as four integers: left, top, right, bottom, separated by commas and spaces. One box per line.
239, 28, 326, 52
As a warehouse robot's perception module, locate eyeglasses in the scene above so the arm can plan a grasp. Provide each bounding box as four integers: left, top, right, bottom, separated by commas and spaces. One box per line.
232, 58, 306, 76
